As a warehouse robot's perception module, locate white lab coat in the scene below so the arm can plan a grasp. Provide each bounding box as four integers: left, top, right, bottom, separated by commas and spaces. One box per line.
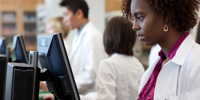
139, 34, 200, 100
89, 53, 144, 100
63, 38, 71, 56
148, 44, 161, 66
69, 21, 107, 94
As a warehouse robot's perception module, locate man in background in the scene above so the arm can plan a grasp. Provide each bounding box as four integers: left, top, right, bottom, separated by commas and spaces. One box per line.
60, 0, 107, 94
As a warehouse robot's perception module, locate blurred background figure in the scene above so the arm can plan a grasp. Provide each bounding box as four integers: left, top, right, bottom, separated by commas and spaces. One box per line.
84, 16, 144, 100
46, 16, 71, 55
40, 16, 71, 92
60, 0, 107, 94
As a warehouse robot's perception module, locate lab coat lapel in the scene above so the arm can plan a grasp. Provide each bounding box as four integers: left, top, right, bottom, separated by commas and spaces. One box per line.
170, 35, 195, 65
154, 62, 180, 99
69, 22, 90, 60
139, 35, 196, 99
138, 58, 159, 93
154, 34, 195, 99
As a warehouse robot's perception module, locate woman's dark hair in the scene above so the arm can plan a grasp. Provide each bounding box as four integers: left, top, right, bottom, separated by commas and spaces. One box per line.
122, 0, 200, 32
60, 0, 89, 18
104, 16, 136, 56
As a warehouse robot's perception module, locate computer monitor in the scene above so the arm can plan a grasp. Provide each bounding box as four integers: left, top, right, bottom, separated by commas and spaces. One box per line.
13, 35, 28, 64
0, 38, 11, 62
38, 33, 80, 100
0, 37, 7, 55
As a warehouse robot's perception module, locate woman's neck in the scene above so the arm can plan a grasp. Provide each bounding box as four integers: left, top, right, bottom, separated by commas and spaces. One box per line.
159, 30, 185, 60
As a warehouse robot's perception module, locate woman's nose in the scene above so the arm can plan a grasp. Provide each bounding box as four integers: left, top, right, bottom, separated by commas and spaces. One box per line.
132, 24, 140, 31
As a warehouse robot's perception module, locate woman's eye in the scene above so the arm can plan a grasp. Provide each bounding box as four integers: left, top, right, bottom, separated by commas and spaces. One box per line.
137, 17, 143, 20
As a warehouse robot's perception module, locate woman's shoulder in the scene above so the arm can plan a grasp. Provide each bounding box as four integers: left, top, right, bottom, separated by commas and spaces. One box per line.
181, 43, 200, 71
99, 54, 143, 70
187, 43, 200, 60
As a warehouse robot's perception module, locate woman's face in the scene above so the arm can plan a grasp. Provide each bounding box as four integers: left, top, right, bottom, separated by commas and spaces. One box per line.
46, 24, 57, 33
130, 0, 167, 46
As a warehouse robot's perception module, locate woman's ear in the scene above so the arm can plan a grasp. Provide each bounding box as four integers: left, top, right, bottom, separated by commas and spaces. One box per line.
165, 14, 172, 23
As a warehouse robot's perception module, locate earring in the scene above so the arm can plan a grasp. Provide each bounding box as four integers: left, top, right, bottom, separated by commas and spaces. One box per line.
163, 24, 168, 32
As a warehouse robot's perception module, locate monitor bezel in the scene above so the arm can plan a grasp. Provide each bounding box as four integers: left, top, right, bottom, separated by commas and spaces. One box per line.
38, 33, 80, 100
0, 37, 7, 55
13, 35, 28, 64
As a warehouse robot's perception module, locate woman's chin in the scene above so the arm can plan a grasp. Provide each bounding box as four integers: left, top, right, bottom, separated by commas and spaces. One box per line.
143, 42, 156, 47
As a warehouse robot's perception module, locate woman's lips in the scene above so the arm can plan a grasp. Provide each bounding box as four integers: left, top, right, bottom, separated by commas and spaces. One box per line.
139, 35, 144, 41
137, 34, 145, 41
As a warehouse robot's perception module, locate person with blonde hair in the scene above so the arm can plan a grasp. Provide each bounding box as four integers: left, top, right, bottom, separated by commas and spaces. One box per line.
46, 16, 71, 55
40, 17, 71, 92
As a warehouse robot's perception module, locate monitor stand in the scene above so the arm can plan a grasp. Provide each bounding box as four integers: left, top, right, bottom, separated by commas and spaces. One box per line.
29, 51, 40, 100
5, 46, 10, 62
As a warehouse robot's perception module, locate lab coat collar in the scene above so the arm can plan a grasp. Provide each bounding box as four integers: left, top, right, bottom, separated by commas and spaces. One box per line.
77, 21, 89, 37
111, 53, 132, 58
170, 34, 195, 66
138, 34, 195, 93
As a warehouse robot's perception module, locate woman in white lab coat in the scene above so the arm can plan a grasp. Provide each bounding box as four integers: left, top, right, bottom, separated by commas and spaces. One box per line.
92, 16, 144, 100
122, 0, 200, 100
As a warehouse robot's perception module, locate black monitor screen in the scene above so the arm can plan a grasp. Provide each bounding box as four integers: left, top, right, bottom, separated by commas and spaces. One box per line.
0, 37, 7, 55
13, 35, 28, 64
38, 33, 80, 100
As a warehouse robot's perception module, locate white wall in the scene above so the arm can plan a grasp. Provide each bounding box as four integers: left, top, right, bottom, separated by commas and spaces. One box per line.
44, 0, 105, 45
85, 0, 105, 33
44, 0, 63, 20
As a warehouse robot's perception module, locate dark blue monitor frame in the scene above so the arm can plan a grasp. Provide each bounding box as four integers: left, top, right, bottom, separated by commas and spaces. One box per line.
0, 37, 7, 55
37, 33, 80, 100
13, 35, 28, 64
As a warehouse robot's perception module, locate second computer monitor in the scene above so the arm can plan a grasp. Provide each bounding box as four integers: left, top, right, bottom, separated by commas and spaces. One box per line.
13, 35, 28, 64
0, 37, 7, 55
38, 33, 80, 100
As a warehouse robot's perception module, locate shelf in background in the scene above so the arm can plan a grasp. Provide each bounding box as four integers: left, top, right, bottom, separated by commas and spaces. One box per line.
2, 22, 16, 24
24, 34, 36, 37
26, 45, 37, 51
2, 34, 16, 36
24, 21, 36, 24
2, 12, 16, 23
0, 0, 44, 53
3, 35, 15, 37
